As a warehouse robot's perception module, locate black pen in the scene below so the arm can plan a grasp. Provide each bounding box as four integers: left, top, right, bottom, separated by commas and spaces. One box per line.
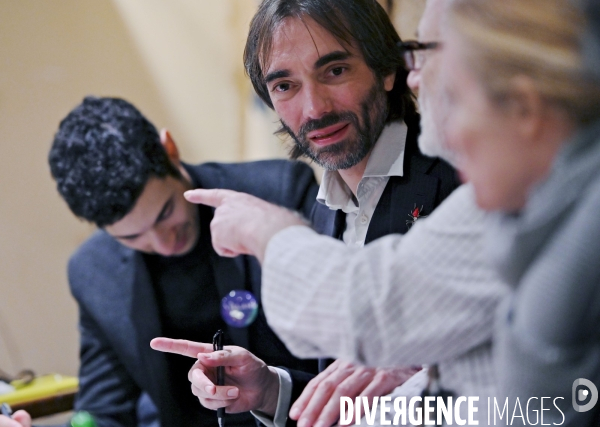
1, 403, 13, 419
213, 330, 225, 427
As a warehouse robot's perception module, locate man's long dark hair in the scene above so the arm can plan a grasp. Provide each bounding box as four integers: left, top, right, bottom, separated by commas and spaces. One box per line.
244, 0, 418, 132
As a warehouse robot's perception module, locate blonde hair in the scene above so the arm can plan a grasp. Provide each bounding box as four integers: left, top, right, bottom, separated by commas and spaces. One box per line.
448, 0, 600, 124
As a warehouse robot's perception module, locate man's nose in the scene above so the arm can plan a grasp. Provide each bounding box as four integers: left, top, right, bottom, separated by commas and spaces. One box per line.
407, 69, 421, 93
149, 227, 176, 256
302, 82, 332, 120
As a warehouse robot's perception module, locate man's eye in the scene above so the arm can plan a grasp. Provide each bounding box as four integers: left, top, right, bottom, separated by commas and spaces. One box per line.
273, 82, 290, 92
157, 202, 174, 222
331, 67, 346, 76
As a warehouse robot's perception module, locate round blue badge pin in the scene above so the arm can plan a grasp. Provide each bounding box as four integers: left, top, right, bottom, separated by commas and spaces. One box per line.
220, 290, 258, 327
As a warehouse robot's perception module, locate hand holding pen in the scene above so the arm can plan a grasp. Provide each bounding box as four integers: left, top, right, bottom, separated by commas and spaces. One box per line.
150, 337, 281, 416
0, 403, 32, 427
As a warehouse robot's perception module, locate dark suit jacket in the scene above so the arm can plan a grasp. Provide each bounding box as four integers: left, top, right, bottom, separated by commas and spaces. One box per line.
284, 120, 461, 422
68, 160, 320, 427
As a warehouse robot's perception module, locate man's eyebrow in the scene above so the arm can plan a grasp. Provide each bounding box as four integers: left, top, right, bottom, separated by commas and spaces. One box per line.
314, 51, 352, 69
113, 196, 174, 240
264, 51, 352, 83
265, 70, 290, 84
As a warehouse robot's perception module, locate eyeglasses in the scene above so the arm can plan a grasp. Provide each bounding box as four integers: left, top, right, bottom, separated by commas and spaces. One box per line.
397, 40, 441, 71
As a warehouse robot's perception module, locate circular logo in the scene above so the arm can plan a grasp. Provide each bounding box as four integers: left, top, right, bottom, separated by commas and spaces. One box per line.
573, 378, 598, 413
220, 290, 258, 328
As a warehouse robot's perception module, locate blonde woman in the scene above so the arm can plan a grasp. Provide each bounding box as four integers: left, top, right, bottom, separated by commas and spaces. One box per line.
443, 0, 600, 425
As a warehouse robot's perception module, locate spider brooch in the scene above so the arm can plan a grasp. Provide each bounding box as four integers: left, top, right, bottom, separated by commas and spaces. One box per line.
406, 204, 427, 229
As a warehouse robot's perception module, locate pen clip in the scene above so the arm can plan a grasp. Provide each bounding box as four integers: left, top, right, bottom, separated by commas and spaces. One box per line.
1, 403, 13, 418
213, 329, 224, 351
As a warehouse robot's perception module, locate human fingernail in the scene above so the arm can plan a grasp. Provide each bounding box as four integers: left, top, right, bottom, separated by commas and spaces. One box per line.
205, 385, 214, 394
227, 388, 239, 397
289, 407, 300, 419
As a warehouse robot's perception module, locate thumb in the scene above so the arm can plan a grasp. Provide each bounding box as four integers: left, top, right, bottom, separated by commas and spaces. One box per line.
12, 410, 32, 427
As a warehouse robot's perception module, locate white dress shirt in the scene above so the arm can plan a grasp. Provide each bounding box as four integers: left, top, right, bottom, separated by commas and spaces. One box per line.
261, 184, 509, 425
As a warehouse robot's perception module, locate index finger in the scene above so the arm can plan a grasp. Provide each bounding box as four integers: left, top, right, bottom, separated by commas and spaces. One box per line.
183, 188, 238, 207
150, 338, 213, 358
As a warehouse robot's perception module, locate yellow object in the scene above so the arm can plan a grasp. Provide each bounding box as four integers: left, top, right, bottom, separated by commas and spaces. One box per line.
0, 374, 78, 405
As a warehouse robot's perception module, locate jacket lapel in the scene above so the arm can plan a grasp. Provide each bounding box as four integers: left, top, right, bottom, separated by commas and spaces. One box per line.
310, 202, 346, 240
210, 251, 250, 349
89, 242, 170, 412
365, 149, 441, 243
368, 175, 440, 242
188, 163, 253, 348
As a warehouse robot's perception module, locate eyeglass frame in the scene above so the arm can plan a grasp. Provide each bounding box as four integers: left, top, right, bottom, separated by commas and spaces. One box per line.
397, 40, 441, 71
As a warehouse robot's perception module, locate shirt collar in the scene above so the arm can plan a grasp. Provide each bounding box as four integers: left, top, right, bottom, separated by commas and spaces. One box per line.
316, 121, 408, 209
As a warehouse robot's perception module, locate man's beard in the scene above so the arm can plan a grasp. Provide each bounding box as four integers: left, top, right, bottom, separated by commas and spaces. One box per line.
281, 80, 389, 171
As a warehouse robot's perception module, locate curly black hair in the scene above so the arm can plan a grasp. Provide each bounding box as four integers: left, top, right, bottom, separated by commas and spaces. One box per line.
48, 97, 181, 227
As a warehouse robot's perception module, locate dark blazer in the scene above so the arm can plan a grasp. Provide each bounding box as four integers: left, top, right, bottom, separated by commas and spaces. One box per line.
284, 120, 461, 421
68, 160, 320, 427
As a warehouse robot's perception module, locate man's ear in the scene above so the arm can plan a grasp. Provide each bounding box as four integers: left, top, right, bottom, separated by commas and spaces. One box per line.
504, 76, 545, 143
159, 128, 181, 166
383, 71, 396, 92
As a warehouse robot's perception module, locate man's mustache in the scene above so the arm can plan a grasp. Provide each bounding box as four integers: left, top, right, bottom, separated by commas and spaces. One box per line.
297, 111, 358, 140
